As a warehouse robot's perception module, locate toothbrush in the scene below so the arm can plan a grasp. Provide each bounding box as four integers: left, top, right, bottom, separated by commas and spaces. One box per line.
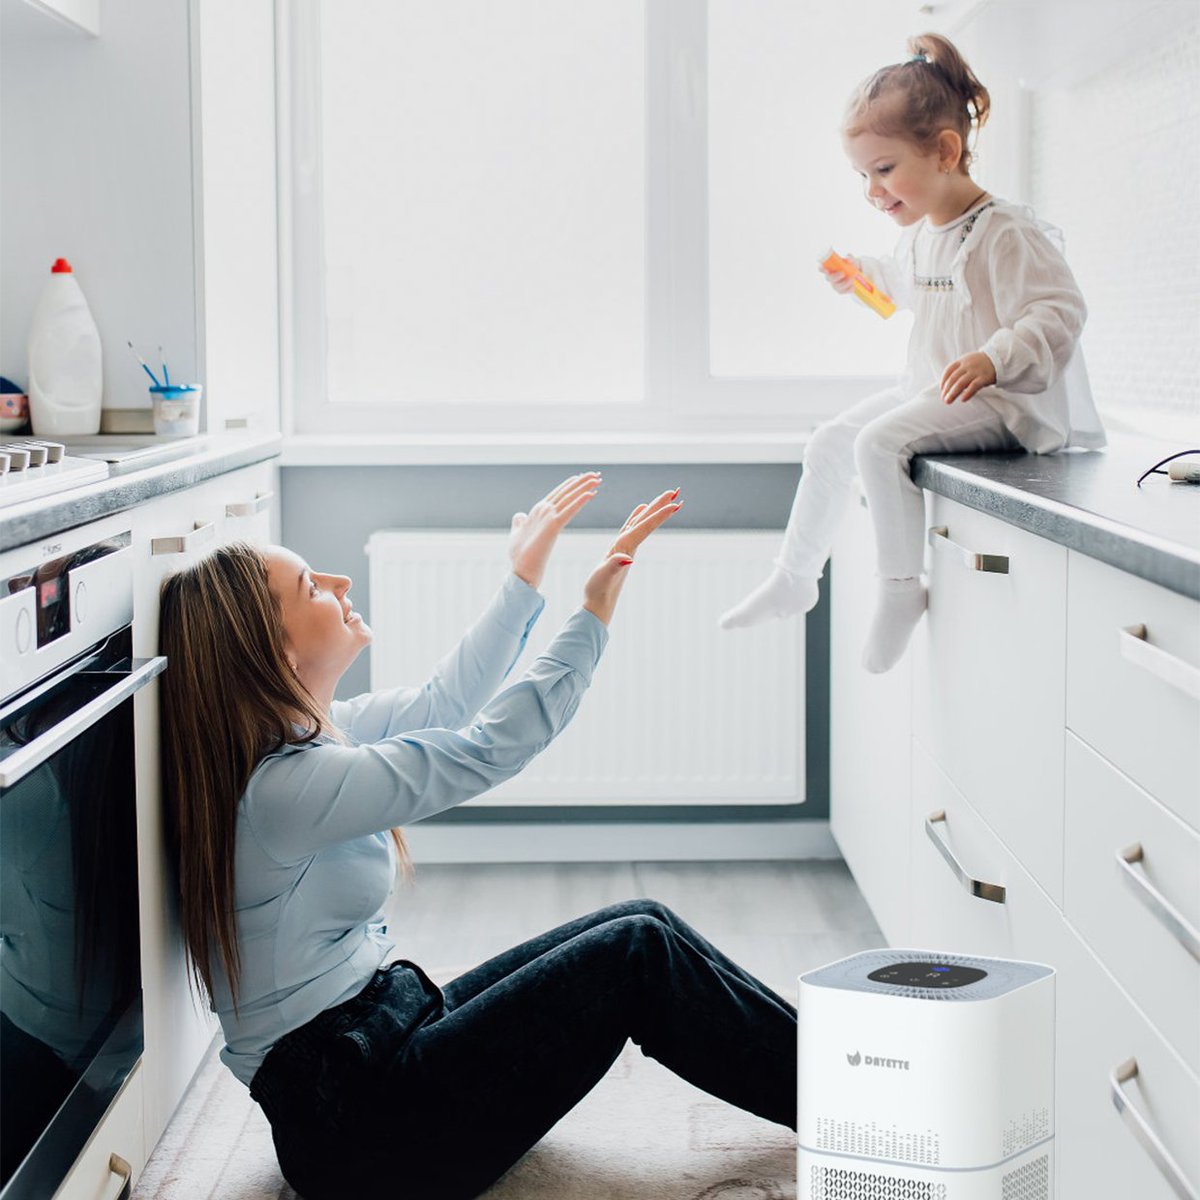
159, 344, 170, 386
127, 341, 162, 387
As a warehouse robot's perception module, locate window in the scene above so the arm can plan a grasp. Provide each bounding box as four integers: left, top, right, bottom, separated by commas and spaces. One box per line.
281, 1, 926, 436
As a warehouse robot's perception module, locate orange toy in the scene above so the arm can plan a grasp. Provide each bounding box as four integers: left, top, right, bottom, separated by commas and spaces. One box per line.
820, 250, 896, 319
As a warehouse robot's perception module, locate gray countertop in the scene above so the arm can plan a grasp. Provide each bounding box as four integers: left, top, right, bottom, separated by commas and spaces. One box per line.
0, 432, 282, 552
3, 428, 1196, 601
913, 433, 1200, 600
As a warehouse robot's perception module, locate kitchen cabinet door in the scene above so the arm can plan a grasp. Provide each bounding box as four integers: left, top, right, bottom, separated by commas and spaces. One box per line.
829, 482, 912, 944
911, 494, 1068, 906
131, 483, 226, 1152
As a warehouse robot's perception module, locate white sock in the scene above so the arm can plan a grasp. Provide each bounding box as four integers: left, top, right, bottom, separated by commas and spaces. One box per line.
719, 566, 820, 630
861, 577, 927, 673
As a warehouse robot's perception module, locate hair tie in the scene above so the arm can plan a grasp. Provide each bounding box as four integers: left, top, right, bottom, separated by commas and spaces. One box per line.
907, 51, 929, 64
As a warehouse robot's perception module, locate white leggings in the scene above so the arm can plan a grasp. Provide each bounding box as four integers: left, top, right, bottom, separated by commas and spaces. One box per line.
777, 385, 1021, 581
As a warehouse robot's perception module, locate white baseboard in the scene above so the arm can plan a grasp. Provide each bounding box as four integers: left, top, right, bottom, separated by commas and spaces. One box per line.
404, 819, 839, 864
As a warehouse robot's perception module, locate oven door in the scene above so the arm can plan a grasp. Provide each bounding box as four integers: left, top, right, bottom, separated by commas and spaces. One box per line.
0, 630, 165, 1199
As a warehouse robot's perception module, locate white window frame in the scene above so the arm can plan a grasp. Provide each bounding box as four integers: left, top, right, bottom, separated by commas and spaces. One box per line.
277, 0, 888, 438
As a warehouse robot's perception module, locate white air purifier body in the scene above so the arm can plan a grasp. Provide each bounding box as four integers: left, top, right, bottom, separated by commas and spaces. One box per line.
798, 949, 1054, 1199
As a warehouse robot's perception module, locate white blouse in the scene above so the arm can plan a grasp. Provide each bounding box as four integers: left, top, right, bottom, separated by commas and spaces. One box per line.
859, 198, 1106, 453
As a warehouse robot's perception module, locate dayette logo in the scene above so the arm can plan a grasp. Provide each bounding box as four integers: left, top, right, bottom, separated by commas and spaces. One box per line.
846, 1050, 909, 1070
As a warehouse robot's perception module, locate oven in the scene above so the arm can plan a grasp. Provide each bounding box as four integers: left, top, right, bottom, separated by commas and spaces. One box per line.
0, 518, 164, 1199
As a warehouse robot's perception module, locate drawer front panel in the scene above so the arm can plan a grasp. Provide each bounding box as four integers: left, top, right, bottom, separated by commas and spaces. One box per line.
910, 739, 1067, 966
1057, 935, 1200, 1200
913, 495, 1068, 904
52, 1064, 144, 1200
1067, 550, 1200, 830
1064, 733, 1200, 1073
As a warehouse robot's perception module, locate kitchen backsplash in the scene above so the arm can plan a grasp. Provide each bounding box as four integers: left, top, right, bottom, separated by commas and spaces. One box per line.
1030, 18, 1199, 434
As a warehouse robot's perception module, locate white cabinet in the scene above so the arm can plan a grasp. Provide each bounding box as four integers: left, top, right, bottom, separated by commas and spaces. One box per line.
912, 493, 1068, 905
833, 482, 1200, 1200
1066, 550, 1200, 829
130, 461, 277, 1152
1056, 932, 1200, 1200
52, 1066, 143, 1200
829, 485, 912, 945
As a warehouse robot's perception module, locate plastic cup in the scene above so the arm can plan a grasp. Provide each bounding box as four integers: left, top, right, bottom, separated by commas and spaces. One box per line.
149, 384, 202, 438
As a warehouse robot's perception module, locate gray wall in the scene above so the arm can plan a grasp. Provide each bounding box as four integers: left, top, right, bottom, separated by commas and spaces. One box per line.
280, 462, 829, 821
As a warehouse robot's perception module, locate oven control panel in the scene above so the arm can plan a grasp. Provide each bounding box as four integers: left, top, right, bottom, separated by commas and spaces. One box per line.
0, 517, 134, 705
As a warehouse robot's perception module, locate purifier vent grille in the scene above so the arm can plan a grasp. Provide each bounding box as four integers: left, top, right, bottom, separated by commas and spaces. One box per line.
1001, 1109, 1050, 1157
1002, 1154, 1049, 1200
815, 1117, 941, 1165
810, 1165, 947, 1199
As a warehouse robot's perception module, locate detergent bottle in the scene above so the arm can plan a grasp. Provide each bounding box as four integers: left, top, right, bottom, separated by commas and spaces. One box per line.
28, 258, 103, 436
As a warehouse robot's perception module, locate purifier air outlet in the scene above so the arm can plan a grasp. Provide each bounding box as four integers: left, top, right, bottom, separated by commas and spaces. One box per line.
809, 1165, 947, 1198
1000, 1110, 1050, 1158
815, 1117, 942, 1164
1000, 1154, 1049, 1200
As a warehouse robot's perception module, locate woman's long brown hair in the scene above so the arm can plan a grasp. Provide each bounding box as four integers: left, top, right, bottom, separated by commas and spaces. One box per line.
159, 541, 407, 1009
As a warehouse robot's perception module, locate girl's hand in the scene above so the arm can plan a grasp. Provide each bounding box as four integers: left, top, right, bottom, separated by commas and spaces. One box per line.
583, 489, 682, 626
941, 352, 997, 404
819, 255, 860, 295
509, 473, 601, 590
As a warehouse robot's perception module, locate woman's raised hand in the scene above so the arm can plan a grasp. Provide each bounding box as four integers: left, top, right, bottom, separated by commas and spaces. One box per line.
583, 489, 682, 626
509, 473, 601, 591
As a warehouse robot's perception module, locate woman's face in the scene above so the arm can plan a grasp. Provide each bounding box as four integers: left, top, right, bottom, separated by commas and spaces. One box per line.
265, 546, 371, 686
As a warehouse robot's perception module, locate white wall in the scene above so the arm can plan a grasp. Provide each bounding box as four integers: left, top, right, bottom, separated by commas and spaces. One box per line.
1029, 14, 1200, 437
0, 0, 198, 415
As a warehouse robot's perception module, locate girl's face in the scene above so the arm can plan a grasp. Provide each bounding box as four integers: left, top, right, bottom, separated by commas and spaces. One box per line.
843, 129, 947, 226
266, 546, 371, 685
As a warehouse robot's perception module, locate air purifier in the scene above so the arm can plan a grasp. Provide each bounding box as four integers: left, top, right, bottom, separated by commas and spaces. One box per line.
798, 948, 1054, 1199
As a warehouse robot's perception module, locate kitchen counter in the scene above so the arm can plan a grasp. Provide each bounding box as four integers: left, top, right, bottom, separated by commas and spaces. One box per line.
0, 431, 281, 551
913, 433, 1200, 600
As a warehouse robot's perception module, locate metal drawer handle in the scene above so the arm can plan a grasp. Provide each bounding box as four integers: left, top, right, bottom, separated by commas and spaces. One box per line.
151, 520, 216, 556
1111, 1058, 1198, 1200
925, 810, 1006, 903
1119, 625, 1200, 702
225, 490, 274, 518
0, 657, 167, 787
1117, 843, 1200, 963
927, 526, 1009, 574
104, 1153, 133, 1200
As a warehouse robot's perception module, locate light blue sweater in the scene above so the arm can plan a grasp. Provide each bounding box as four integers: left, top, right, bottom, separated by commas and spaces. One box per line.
212, 574, 608, 1085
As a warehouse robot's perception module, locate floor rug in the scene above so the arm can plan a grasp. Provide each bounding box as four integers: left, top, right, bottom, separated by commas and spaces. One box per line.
133, 991, 795, 1200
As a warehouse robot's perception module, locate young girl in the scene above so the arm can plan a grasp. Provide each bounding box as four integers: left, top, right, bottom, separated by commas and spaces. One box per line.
158, 476, 797, 1200
721, 33, 1104, 671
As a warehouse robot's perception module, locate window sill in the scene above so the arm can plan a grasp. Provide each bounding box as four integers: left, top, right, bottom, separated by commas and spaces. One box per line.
279, 430, 812, 467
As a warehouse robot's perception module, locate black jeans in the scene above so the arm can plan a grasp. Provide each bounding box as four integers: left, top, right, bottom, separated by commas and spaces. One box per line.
250, 899, 797, 1199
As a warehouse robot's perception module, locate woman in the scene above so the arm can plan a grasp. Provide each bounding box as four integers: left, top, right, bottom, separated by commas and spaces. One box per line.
159, 474, 797, 1199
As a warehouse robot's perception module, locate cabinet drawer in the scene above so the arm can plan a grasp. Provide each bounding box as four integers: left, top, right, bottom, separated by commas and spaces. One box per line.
910, 739, 1061, 963
1070, 554, 1200, 835
913, 495, 1068, 904
1065, 733, 1200, 1073
210, 461, 277, 547
1057, 934, 1200, 1200
52, 1064, 144, 1200
1067, 550, 1199, 830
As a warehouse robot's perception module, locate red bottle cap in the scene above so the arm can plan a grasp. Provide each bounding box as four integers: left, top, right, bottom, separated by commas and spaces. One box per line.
51, 258, 73, 273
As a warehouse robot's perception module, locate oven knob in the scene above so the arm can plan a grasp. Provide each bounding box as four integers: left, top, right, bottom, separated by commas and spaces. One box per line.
14, 606, 32, 655
74, 579, 87, 624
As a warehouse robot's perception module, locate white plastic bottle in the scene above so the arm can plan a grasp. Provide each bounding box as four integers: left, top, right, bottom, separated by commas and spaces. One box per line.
28, 257, 103, 436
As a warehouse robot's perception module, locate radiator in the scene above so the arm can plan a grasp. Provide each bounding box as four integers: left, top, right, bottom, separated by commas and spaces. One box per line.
364, 530, 805, 806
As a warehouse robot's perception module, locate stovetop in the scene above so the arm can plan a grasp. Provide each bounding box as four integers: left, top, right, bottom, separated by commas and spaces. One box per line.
0, 435, 206, 509
0, 438, 110, 508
